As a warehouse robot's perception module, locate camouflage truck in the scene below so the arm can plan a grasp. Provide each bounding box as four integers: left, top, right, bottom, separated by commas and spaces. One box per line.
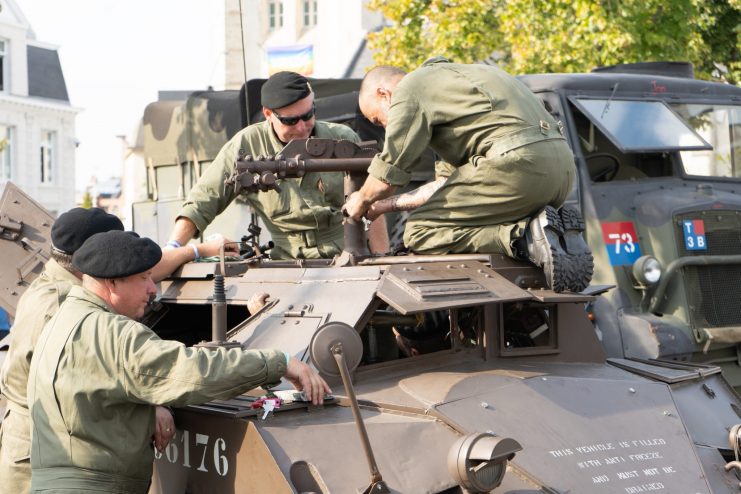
517, 62, 741, 387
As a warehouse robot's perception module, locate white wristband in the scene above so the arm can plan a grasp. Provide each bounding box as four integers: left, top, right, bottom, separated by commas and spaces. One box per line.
190, 243, 200, 261
284, 351, 291, 366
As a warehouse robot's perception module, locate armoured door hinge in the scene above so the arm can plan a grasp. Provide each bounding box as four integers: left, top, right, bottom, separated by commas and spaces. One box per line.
0, 214, 22, 241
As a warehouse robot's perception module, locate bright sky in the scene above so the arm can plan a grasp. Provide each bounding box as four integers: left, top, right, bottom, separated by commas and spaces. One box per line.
21, 0, 226, 190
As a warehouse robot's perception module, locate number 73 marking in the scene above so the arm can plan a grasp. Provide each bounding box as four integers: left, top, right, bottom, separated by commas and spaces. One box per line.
608, 232, 636, 254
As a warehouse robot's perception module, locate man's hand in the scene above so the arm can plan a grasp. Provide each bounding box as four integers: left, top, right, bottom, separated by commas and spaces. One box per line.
153, 406, 175, 453
247, 292, 270, 314
199, 234, 240, 257
343, 191, 370, 221
284, 357, 332, 405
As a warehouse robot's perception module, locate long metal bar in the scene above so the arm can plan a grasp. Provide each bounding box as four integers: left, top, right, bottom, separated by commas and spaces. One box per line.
235, 157, 371, 175
331, 343, 383, 484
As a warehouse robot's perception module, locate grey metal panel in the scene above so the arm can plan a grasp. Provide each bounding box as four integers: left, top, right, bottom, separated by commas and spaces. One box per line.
607, 358, 721, 383
693, 445, 737, 494
234, 313, 328, 361
669, 375, 741, 450
527, 289, 595, 303
132, 200, 158, 241
377, 261, 534, 315
259, 405, 462, 494
0, 182, 54, 317
156, 199, 185, 246
436, 375, 717, 493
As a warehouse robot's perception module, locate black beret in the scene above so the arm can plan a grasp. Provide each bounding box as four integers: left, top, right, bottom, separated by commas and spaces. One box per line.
51, 207, 124, 255
261, 71, 311, 109
72, 231, 162, 279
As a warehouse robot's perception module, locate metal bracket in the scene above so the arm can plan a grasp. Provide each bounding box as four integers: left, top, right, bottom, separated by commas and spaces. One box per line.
0, 214, 22, 241
15, 244, 49, 285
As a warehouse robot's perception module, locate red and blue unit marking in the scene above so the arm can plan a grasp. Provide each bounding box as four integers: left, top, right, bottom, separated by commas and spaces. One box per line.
682, 219, 707, 251
601, 222, 642, 266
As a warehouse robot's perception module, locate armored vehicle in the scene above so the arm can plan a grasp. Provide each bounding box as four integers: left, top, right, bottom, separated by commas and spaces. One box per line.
517, 62, 741, 387
3, 63, 741, 492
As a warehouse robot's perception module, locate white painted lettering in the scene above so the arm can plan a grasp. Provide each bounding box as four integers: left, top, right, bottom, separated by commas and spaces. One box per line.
662, 466, 675, 474
549, 448, 574, 457
625, 482, 665, 493
642, 467, 659, 476
604, 456, 626, 464
628, 452, 662, 461
195, 433, 209, 472
593, 475, 610, 484
214, 437, 229, 476
617, 470, 639, 480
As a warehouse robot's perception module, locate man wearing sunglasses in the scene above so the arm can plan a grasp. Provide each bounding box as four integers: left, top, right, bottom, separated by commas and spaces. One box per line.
169, 71, 387, 260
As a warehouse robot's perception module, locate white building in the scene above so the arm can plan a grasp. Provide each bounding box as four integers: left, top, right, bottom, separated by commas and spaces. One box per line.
0, 0, 79, 215
224, 0, 383, 88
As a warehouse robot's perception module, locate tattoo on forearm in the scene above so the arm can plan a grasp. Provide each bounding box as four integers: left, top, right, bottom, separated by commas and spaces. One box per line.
376, 177, 448, 214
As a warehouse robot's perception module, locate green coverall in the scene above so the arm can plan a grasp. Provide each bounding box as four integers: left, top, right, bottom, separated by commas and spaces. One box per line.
27, 286, 287, 493
0, 259, 77, 493
368, 58, 575, 256
178, 120, 360, 259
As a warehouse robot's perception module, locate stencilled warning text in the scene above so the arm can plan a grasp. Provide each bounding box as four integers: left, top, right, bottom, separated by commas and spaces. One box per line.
546, 438, 680, 492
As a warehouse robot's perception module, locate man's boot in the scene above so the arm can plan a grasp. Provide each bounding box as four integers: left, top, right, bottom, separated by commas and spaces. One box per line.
524, 206, 570, 292
558, 205, 594, 292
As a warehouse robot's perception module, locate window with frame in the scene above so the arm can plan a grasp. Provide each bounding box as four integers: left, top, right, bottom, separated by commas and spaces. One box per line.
40, 130, 56, 184
268, 1, 284, 30
303, 0, 317, 27
0, 39, 6, 92
0, 125, 13, 180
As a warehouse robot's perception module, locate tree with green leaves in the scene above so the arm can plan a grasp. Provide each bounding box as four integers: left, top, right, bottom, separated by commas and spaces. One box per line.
367, 0, 739, 84
81, 190, 93, 209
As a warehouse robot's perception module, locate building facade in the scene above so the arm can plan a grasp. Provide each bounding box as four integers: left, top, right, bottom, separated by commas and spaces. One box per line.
224, 0, 383, 88
0, 0, 78, 215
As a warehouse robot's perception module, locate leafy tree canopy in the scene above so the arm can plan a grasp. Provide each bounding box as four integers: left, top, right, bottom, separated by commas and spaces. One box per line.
367, 0, 740, 84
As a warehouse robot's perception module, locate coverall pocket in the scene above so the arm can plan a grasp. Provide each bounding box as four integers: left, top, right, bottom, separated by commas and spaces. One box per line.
261, 188, 291, 218
0, 418, 31, 463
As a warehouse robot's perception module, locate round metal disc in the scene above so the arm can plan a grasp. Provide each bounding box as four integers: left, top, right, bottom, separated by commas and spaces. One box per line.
309, 322, 363, 377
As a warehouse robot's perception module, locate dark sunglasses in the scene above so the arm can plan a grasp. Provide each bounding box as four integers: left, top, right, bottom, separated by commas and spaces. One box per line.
272, 104, 315, 126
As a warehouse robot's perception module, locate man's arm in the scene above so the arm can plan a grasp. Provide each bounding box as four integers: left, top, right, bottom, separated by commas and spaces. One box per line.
153, 232, 240, 282
169, 217, 198, 247
366, 176, 448, 221
343, 175, 397, 221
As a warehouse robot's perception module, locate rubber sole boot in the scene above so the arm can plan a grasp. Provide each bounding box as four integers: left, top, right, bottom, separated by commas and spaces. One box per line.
558, 206, 594, 292
525, 206, 569, 293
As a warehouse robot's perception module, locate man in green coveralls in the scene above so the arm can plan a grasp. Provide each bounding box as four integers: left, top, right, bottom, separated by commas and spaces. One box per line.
344, 58, 593, 292
169, 71, 387, 260
0, 208, 237, 493
27, 230, 330, 493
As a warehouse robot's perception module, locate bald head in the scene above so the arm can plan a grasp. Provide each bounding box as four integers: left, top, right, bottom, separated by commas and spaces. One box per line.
358, 66, 407, 128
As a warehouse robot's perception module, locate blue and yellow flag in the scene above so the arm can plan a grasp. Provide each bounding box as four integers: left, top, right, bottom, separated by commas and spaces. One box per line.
267, 44, 314, 76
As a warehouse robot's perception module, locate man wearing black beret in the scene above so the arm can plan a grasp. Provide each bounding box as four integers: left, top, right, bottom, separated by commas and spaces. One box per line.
0, 206, 235, 492
169, 70, 388, 260
0, 207, 129, 493
26, 230, 330, 492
